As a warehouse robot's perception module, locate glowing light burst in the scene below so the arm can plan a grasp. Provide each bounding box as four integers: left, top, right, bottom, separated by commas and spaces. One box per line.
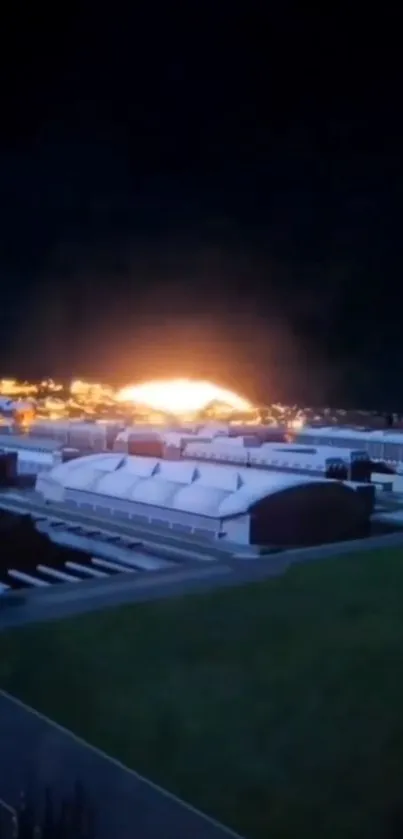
288, 415, 305, 431
116, 378, 252, 415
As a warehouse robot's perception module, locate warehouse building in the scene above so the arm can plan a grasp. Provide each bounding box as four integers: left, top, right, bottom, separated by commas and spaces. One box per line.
182, 439, 372, 482
296, 425, 403, 471
0, 433, 62, 475
36, 453, 372, 547
28, 419, 121, 452
112, 425, 228, 457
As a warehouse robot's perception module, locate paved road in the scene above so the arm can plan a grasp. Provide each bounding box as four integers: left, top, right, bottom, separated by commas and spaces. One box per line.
0, 691, 244, 839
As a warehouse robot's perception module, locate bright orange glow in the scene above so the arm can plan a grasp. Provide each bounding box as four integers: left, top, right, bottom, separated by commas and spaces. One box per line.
0, 379, 37, 396
288, 415, 305, 431
70, 380, 115, 401
116, 378, 252, 415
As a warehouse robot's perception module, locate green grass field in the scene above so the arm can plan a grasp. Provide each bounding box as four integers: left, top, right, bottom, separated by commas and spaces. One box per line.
2, 547, 403, 838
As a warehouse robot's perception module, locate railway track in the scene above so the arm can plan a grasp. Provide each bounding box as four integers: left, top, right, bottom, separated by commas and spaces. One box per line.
0, 492, 231, 596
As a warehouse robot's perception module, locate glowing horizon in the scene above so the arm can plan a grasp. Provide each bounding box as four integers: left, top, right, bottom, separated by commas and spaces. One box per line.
116, 378, 253, 415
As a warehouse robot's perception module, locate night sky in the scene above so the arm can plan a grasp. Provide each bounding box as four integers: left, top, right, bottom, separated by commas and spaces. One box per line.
0, 8, 401, 408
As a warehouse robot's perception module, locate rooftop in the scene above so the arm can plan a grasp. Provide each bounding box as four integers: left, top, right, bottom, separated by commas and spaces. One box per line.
40, 453, 350, 519
0, 434, 62, 452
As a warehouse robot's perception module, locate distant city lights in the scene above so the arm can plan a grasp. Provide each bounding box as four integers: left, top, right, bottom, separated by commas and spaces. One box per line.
0, 377, 309, 428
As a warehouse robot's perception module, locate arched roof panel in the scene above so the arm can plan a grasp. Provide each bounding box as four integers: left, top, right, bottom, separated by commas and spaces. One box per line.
218, 473, 329, 517
172, 484, 231, 516
93, 471, 141, 498
64, 467, 107, 491
122, 456, 159, 477
155, 461, 198, 483
128, 477, 182, 506
196, 464, 242, 491
39, 452, 343, 520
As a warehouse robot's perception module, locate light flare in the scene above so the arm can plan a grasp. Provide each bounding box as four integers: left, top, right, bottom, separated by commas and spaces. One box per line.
70, 380, 114, 401
288, 415, 305, 431
116, 378, 252, 415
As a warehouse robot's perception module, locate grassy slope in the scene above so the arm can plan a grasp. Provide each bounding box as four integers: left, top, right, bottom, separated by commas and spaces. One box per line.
1, 547, 403, 838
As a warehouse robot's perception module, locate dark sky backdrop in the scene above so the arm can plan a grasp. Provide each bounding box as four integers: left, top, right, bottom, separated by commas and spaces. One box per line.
0, 7, 401, 408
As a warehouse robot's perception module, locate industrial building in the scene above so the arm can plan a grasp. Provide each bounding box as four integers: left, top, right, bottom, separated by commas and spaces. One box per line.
0, 417, 12, 432
296, 426, 403, 470
35, 453, 372, 547
113, 428, 228, 460
0, 433, 62, 475
227, 424, 289, 442
22, 417, 403, 472
182, 439, 372, 481
112, 424, 228, 457
28, 419, 121, 451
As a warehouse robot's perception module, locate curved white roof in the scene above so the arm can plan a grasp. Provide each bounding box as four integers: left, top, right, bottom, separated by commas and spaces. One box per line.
219, 472, 326, 517
128, 478, 183, 506
50, 453, 125, 483
94, 470, 142, 497
172, 484, 231, 516
156, 461, 198, 483
122, 456, 159, 477
38, 452, 345, 519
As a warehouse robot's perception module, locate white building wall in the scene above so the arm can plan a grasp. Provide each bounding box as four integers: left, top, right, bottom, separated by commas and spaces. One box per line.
36, 473, 66, 502
222, 515, 251, 544
36, 452, 347, 546
63, 489, 224, 539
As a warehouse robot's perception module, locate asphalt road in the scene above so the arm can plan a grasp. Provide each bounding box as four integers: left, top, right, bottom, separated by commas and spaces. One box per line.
0, 691, 243, 839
